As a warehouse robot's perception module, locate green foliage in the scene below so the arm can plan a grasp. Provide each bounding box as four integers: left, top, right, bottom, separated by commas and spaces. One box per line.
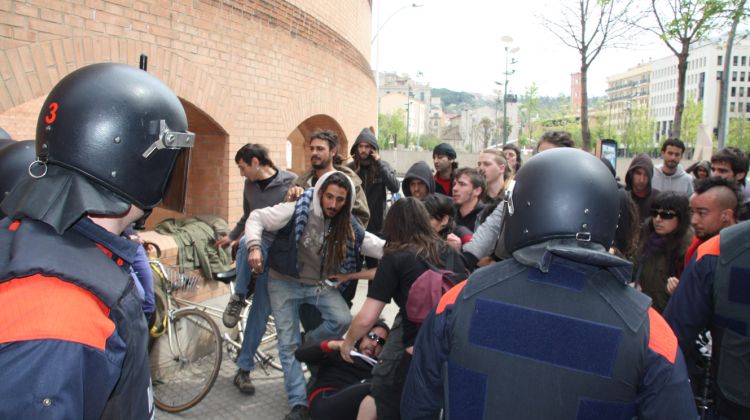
479, 117, 494, 149
417, 133, 442, 151
727, 117, 750, 150
519, 83, 541, 144
378, 110, 406, 150
680, 96, 704, 149
623, 105, 657, 155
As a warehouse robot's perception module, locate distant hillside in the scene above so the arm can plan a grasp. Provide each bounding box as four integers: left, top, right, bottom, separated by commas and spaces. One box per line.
432, 88, 496, 112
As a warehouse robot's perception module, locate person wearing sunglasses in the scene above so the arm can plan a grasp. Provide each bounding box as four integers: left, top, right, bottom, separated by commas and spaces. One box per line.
632, 192, 693, 312
294, 320, 390, 420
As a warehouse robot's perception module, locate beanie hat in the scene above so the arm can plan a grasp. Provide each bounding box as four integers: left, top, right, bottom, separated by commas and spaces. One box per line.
433, 143, 456, 160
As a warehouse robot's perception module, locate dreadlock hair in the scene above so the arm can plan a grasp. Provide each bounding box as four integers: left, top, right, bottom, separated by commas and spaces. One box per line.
638, 192, 691, 277
235, 143, 276, 169
382, 197, 443, 266
318, 172, 355, 275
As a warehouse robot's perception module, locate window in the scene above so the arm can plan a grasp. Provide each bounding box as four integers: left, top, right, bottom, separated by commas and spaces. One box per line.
741, 72, 746, 82
746, 103, 750, 113
743, 56, 748, 66
733, 71, 738, 82
730, 102, 735, 112
734, 56, 739, 66
732, 87, 736, 97
741, 87, 745, 97
718, 55, 723, 66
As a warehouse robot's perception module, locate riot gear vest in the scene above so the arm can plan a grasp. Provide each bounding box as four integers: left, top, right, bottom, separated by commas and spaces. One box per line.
446, 257, 652, 419
713, 222, 750, 410
0, 218, 152, 419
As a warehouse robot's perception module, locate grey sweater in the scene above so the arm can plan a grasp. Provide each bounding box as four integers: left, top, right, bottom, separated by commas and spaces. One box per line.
228, 169, 297, 242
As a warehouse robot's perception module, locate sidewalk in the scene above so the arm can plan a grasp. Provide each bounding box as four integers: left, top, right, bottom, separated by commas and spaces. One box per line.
156, 280, 399, 420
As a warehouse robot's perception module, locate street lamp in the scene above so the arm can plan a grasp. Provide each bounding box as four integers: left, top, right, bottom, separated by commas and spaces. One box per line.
372, 3, 423, 121
498, 36, 519, 146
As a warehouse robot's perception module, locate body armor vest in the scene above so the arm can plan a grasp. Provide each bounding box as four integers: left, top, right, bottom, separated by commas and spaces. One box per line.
446, 257, 651, 419
0, 218, 152, 419
713, 222, 750, 410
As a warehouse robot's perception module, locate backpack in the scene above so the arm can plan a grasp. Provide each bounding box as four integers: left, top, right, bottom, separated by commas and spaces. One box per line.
405, 257, 467, 324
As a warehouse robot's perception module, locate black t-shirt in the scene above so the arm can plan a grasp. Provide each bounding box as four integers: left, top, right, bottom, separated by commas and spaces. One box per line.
368, 246, 465, 346
255, 169, 278, 191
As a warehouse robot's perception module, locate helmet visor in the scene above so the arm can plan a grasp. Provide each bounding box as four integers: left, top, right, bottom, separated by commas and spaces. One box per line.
161, 147, 191, 212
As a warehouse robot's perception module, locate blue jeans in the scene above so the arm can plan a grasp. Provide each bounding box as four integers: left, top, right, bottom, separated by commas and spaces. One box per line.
267, 278, 352, 408
234, 237, 272, 372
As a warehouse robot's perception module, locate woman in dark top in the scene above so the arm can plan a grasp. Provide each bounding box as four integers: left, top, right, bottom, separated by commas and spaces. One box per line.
339, 197, 465, 420
633, 192, 693, 312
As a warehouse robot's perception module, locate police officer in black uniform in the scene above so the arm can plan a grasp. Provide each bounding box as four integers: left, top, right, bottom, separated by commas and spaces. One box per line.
0, 63, 194, 419
401, 148, 696, 420
0, 140, 35, 219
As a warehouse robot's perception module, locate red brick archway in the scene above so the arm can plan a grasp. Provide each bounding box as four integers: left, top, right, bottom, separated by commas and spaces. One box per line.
287, 114, 348, 174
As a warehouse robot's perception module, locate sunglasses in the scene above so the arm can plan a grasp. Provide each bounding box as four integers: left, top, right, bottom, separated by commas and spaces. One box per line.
650, 209, 677, 220
367, 332, 386, 346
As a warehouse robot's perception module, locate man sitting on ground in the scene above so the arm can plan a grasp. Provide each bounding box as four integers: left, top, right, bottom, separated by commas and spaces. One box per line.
295, 320, 390, 420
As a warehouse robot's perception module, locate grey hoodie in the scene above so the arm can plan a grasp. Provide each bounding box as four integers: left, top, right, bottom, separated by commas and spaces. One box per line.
652, 163, 693, 197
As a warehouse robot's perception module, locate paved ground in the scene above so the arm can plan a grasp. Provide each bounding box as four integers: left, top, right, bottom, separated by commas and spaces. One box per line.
156, 280, 399, 420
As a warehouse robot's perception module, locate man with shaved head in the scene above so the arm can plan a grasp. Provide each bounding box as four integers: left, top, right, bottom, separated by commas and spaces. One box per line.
682, 177, 740, 273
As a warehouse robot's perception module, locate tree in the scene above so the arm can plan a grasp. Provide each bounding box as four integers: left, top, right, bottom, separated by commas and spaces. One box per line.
378, 110, 406, 150
680, 95, 704, 151
727, 117, 750, 149
623, 104, 657, 154
648, 0, 727, 139
478, 117, 494, 150
717, 0, 749, 147
519, 83, 541, 144
542, 0, 645, 151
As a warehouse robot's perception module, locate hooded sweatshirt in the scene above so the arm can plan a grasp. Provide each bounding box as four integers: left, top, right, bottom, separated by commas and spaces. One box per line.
347, 128, 399, 235
625, 154, 660, 223
402, 161, 436, 198
652, 163, 693, 197
245, 170, 384, 285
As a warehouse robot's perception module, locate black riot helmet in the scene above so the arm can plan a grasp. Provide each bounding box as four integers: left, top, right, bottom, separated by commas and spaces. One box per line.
0, 140, 35, 219
503, 148, 620, 253
35, 63, 194, 211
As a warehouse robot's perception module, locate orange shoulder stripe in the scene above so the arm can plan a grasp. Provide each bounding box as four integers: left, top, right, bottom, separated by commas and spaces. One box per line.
436, 280, 468, 315
696, 234, 720, 261
0, 275, 114, 351
647, 307, 678, 364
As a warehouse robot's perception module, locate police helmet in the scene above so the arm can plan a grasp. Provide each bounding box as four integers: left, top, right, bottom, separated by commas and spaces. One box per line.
503, 148, 619, 253
0, 140, 35, 218
35, 63, 194, 210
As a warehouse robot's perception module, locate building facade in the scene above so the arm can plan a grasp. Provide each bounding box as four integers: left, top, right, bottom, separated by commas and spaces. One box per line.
606, 62, 652, 136
0, 0, 377, 227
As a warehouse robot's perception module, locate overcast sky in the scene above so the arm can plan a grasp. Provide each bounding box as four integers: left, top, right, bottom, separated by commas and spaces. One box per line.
370, 0, 682, 98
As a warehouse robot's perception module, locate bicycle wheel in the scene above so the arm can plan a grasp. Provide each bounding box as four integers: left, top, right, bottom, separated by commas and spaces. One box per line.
149, 308, 223, 413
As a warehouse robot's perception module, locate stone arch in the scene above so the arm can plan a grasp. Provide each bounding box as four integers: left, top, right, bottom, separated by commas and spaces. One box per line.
286, 114, 348, 174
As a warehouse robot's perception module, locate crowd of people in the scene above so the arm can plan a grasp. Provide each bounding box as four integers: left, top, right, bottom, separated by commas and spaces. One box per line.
0, 63, 749, 420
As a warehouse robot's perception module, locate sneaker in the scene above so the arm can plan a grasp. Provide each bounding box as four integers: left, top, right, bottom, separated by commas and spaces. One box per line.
233, 369, 255, 395
222, 294, 246, 328
284, 405, 309, 420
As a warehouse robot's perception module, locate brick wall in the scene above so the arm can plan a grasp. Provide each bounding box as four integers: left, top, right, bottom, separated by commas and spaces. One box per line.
0, 0, 377, 229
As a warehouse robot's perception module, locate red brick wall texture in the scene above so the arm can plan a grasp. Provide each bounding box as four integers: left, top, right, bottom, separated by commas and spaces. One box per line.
0, 0, 376, 226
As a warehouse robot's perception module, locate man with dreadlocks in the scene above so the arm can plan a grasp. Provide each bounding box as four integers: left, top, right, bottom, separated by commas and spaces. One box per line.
245, 171, 384, 420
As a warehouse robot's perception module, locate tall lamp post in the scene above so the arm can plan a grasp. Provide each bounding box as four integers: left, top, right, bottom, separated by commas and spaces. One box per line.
372, 3, 423, 123
498, 36, 519, 146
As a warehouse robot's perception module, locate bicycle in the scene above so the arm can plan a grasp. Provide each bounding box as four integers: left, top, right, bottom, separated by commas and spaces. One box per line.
148, 260, 223, 413
148, 259, 283, 413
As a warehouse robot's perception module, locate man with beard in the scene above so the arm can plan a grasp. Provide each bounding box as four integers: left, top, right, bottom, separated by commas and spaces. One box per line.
710, 147, 750, 221
653, 138, 693, 197
246, 171, 384, 420
347, 128, 399, 238
295, 320, 390, 420
680, 177, 740, 272
287, 130, 370, 229
433, 143, 458, 196
626, 153, 660, 223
